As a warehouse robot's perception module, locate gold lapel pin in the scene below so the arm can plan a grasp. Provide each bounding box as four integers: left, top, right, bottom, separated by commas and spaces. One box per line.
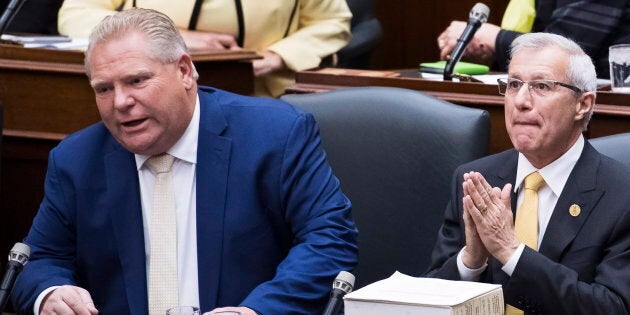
569, 204, 581, 217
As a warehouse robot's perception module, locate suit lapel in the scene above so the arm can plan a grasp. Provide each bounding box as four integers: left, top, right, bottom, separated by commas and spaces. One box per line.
105, 145, 148, 315
539, 143, 604, 261
195, 88, 232, 311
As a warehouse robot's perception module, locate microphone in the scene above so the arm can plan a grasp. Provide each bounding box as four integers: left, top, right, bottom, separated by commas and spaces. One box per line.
321, 271, 355, 315
443, 2, 490, 80
0, 242, 30, 312
0, 0, 27, 37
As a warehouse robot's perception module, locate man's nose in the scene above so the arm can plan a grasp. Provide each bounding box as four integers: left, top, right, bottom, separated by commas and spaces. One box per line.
113, 86, 134, 110
513, 83, 533, 110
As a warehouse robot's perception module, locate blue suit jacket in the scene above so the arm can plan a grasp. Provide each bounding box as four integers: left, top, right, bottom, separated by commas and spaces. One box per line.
426, 143, 630, 314
12, 87, 358, 315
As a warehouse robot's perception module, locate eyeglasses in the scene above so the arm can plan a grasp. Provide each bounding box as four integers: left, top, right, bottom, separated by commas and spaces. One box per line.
497, 78, 582, 97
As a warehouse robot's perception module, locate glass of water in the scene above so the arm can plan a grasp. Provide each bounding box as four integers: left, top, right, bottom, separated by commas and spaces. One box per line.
166, 306, 200, 315
609, 44, 630, 93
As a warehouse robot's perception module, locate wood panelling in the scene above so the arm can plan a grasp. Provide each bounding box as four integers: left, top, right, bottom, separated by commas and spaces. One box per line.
371, 1, 508, 69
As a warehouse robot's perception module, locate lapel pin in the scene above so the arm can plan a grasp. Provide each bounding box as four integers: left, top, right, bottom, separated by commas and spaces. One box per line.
569, 204, 581, 217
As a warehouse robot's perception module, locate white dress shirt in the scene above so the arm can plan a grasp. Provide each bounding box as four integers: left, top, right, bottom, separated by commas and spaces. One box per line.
136, 97, 200, 308
457, 135, 585, 280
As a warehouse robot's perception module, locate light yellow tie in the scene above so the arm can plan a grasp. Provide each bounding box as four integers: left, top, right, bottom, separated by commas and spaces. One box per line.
506, 171, 545, 315
501, 0, 536, 33
147, 154, 179, 315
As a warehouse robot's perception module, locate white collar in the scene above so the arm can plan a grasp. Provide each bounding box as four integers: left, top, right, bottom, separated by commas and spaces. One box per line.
514, 134, 584, 197
135, 95, 200, 169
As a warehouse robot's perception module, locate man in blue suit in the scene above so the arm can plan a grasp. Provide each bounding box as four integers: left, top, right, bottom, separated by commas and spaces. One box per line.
427, 33, 630, 314
12, 8, 357, 315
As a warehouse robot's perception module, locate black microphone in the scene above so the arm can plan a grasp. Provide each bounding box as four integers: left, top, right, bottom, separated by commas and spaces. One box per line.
322, 271, 355, 315
0, 242, 30, 312
443, 2, 490, 81
0, 0, 27, 37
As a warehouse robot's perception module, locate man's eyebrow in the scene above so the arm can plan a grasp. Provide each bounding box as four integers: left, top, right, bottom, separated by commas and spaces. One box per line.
90, 71, 155, 87
90, 79, 109, 88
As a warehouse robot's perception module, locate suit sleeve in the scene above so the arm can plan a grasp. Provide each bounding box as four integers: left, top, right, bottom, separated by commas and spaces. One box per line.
424, 167, 467, 280
11, 149, 79, 315
494, 0, 628, 72
504, 210, 630, 314
536, 0, 627, 63
267, 0, 352, 72
238, 112, 358, 314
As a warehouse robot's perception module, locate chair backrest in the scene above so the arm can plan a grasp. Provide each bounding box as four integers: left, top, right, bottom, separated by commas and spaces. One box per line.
282, 87, 490, 288
590, 133, 630, 169
337, 0, 383, 69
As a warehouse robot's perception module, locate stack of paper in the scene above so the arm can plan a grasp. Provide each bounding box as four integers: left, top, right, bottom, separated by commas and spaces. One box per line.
1, 34, 88, 50
344, 272, 504, 315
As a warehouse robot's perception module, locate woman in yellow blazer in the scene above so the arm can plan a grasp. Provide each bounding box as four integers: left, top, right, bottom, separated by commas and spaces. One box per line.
58, 0, 352, 97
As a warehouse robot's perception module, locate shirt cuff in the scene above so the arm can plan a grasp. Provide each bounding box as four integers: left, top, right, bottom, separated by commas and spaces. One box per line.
34, 286, 60, 315
456, 247, 488, 281
501, 243, 525, 276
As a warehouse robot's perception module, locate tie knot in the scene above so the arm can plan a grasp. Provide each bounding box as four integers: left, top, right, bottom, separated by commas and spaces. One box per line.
524, 171, 545, 191
146, 153, 175, 174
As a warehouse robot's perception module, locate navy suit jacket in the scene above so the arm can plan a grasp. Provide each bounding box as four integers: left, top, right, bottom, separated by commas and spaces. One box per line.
12, 87, 358, 315
427, 143, 630, 314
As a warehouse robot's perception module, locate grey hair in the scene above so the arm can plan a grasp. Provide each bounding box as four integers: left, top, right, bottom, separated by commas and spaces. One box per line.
84, 8, 198, 80
511, 33, 596, 131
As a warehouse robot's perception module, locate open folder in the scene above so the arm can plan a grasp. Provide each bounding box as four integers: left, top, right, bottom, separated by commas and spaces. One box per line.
420, 61, 490, 75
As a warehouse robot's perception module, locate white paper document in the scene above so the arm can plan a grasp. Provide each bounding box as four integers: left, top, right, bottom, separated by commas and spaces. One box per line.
344, 271, 504, 315
1, 34, 88, 50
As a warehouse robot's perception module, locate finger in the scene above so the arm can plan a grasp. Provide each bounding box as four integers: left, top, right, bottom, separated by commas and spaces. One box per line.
76, 288, 98, 314
471, 172, 492, 197
216, 35, 238, 48
462, 196, 477, 231
464, 195, 483, 224
470, 173, 494, 208
439, 47, 450, 60
61, 289, 93, 315
501, 183, 512, 209
476, 172, 494, 194
488, 187, 504, 215
465, 178, 487, 212
209, 41, 229, 50
47, 299, 75, 315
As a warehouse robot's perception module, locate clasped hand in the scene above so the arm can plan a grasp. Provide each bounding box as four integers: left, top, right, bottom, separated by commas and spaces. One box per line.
461, 172, 520, 268
436, 21, 500, 65
179, 30, 285, 77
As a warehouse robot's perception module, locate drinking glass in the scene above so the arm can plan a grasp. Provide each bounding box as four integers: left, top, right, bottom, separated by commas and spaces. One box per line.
609, 44, 630, 93
166, 306, 200, 315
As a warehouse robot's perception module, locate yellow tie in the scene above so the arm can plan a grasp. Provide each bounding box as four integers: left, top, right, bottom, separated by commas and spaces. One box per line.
147, 154, 179, 315
506, 171, 545, 315
501, 0, 536, 33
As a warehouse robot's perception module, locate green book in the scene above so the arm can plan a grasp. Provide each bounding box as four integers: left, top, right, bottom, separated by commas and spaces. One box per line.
419, 61, 489, 75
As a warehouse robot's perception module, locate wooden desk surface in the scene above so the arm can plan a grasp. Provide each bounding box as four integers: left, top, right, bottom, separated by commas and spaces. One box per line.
0, 45, 259, 255
289, 68, 630, 154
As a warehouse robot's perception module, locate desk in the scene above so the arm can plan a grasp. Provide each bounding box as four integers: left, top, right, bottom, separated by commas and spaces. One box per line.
289, 68, 630, 154
0, 44, 259, 254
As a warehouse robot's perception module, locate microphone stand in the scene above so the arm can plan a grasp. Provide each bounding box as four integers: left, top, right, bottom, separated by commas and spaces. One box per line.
0, 0, 28, 46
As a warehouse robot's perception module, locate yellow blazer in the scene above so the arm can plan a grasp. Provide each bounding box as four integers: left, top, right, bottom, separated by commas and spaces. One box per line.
59, 0, 352, 97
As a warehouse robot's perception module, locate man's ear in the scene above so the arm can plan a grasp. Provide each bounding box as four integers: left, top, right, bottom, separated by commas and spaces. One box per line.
177, 54, 196, 89
575, 91, 595, 121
